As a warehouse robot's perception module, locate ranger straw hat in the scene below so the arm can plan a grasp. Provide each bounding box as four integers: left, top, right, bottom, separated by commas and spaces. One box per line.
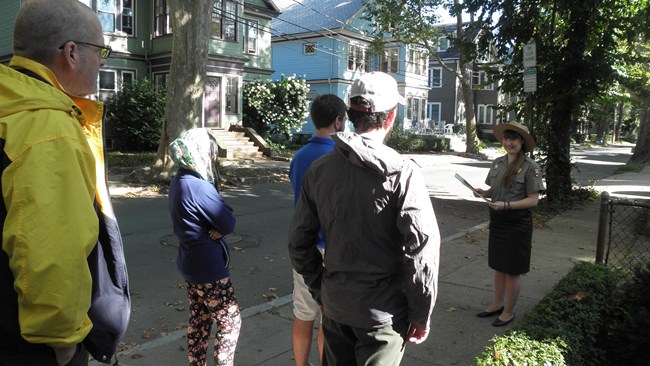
493, 121, 536, 152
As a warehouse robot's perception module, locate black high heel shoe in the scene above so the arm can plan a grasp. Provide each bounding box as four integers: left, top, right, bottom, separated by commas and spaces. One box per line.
492, 313, 515, 327
476, 306, 504, 318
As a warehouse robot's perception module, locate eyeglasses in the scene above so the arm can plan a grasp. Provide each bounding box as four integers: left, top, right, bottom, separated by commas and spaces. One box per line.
58, 40, 112, 59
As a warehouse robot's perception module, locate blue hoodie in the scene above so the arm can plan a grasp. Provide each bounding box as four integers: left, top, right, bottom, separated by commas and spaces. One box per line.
168, 129, 236, 284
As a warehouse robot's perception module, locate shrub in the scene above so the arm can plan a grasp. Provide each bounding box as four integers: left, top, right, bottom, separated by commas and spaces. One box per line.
475, 262, 617, 366
476, 331, 566, 366
514, 262, 616, 365
602, 260, 650, 365
385, 128, 449, 152
104, 78, 166, 151
242, 75, 309, 140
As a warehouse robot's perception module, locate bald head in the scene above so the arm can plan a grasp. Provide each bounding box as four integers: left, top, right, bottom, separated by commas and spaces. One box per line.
13, 0, 101, 66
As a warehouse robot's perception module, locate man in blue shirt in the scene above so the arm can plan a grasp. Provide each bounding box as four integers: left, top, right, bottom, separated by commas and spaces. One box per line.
289, 94, 347, 366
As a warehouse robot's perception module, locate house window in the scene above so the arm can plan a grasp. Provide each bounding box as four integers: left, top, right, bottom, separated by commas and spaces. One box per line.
98, 69, 135, 101
347, 44, 369, 72
406, 97, 413, 120
428, 67, 442, 88
96, 0, 134, 36
153, 72, 169, 91
225, 76, 239, 114
212, 0, 237, 41
427, 102, 441, 125
245, 20, 258, 54
406, 97, 427, 129
407, 49, 427, 76
121, 0, 134, 35
477, 104, 495, 125
381, 48, 399, 73
420, 99, 427, 124
495, 108, 505, 124
304, 43, 316, 55
472, 71, 494, 90
153, 0, 171, 36
436, 36, 451, 52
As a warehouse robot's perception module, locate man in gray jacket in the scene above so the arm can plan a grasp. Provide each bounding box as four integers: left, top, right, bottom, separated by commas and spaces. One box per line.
288, 72, 440, 365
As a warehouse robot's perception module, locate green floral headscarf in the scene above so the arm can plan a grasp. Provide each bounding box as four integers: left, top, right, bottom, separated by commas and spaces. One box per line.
168, 128, 217, 184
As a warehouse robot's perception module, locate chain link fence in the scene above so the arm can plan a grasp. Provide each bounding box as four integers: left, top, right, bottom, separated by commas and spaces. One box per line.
596, 192, 650, 282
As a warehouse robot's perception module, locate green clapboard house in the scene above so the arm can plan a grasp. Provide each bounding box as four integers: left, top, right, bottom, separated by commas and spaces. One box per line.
0, 0, 280, 139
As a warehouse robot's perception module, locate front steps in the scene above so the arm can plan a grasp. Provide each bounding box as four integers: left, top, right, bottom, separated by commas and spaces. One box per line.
208, 128, 264, 160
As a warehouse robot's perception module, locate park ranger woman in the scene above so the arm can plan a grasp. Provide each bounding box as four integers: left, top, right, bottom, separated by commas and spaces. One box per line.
474, 121, 545, 327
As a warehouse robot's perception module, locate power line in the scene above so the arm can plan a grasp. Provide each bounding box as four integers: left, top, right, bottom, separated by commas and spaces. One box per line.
221, 1, 357, 66
224, 0, 430, 80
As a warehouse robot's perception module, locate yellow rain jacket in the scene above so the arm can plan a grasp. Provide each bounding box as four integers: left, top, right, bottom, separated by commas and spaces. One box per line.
0, 56, 130, 364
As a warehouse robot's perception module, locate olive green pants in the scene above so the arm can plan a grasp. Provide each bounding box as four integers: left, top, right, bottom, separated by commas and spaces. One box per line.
321, 314, 409, 366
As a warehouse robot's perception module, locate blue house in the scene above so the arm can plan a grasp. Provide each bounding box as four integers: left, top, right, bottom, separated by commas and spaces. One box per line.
271, 0, 430, 135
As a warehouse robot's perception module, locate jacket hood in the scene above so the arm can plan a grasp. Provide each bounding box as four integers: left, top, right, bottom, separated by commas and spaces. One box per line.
0, 58, 76, 120
168, 128, 217, 184
332, 132, 404, 178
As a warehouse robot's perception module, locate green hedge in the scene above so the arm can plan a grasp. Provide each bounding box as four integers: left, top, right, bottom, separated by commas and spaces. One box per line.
602, 260, 650, 365
104, 77, 166, 152
476, 262, 617, 365
476, 331, 566, 366
385, 128, 449, 152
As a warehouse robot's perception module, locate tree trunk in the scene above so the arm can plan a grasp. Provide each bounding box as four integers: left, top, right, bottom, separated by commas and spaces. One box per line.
545, 98, 574, 202
455, 3, 479, 155
459, 70, 479, 154
630, 97, 650, 165
596, 117, 606, 143
613, 102, 624, 143
152, 0, 214, 180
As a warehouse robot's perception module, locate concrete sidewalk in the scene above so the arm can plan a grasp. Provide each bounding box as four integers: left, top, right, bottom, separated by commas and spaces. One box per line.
100, 163, 649, 366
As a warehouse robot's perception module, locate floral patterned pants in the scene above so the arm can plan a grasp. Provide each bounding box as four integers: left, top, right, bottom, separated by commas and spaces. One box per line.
186, 278, 241, 366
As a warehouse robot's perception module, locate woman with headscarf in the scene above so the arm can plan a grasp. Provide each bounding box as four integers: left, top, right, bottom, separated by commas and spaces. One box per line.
168, 128, 240, 365
474, 122, 545, 327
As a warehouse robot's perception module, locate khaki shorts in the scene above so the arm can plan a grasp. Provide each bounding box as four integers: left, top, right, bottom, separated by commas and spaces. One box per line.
292, 248, 324, 321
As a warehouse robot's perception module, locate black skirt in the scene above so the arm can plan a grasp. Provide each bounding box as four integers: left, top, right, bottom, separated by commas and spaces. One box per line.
488, 208, 533, 275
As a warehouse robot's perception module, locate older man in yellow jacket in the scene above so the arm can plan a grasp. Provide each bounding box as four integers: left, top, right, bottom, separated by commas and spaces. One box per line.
0, 1, 130, 365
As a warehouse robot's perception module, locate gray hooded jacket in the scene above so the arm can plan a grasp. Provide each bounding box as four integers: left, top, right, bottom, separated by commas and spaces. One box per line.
288, 132, 440, 329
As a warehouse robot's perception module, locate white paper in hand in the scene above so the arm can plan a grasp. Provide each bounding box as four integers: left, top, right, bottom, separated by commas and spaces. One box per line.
454, 173, 490, 202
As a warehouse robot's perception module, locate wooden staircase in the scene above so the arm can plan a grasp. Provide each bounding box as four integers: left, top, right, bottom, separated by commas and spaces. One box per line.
207, 128, 265, 160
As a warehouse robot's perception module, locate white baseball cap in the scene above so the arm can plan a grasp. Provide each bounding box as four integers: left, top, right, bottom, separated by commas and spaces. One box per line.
349, 72, 406, 113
